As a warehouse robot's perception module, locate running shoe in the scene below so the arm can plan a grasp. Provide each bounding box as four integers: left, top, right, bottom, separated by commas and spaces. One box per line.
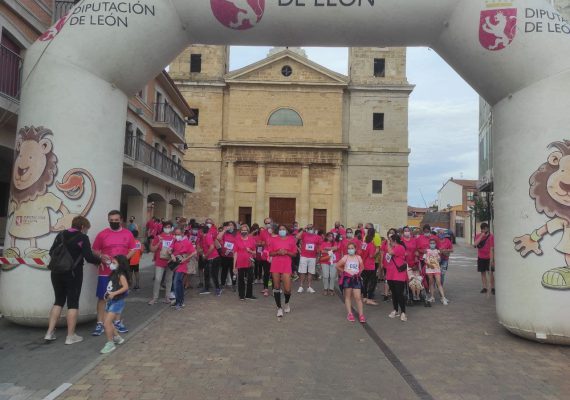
169, 292, 176, 300
215, 288, 222, 296
428, 296, 435, 303
240, 297, 245, 301
65, 334, 83, 345
297, 287, 304, 293
148, 298, 157, 305
388, 311, 400, 319
400, 313, 408, 322
100, 341, 116, 354
263, 289, 269, 297
175, 305, 183, 311
114, 320, 128, 334
277, 308, 284, 318
44, 330, 56, 341
113, 335, 125, 345
442, 297, 449, 306
347, 313, 355, 322
480, 288, 488, 294
200, 289, 211, 295
307, 287, 316, 294
284, 303, 291, 313
91, 322, 104, 336
246, 296, 257, 300
491, 288, 496, 295
359, 314, 366, 324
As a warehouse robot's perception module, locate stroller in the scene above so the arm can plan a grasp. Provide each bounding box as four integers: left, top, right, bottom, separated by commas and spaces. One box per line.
405, 261, 428, 307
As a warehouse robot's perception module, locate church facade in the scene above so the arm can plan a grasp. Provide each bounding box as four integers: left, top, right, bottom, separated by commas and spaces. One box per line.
169, 46, 413, 232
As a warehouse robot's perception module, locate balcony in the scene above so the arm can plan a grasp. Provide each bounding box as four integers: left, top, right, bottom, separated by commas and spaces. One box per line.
152, 103, 186, 144
54, 0, 79, 22
124, 135, 195, 191
0, 44, 22, 101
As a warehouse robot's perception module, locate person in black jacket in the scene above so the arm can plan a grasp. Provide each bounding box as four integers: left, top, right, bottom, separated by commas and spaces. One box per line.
44, 216, 102, 345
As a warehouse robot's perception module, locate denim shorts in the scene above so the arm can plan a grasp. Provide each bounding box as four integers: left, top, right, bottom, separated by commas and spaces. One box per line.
341, 275, 363, 290
105, 298, 125, 314
96, 276, 110, 300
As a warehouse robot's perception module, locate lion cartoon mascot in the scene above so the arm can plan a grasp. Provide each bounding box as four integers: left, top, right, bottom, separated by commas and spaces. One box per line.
514, 140, 570, 290
5, 126, 96, 258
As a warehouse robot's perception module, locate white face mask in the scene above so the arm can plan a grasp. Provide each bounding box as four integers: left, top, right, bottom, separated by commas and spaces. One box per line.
346, 233, 354, 239
164, 228, 173, 234
307, 229, 314, 234
176, 235, 183, 241
206, 223, 212, 229
279, 230, 287, 237
348, 249, 356, 256
404, 232, 411, 238
110, 263, 118, 271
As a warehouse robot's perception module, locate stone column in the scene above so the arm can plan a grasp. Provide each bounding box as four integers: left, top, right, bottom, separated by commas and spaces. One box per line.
255, 163, 266, 224
224, 161, 235, 221
331, 165, 342, 226
300, 164, 311, 226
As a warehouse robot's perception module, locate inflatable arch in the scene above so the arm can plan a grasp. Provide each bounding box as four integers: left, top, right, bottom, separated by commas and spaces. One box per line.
1, 0, 570, 344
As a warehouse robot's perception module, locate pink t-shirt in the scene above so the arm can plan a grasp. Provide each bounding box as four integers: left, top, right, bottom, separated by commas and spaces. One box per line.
439, 238, 453, 260
92, 228, 137, 276
234, 236, 257, 269
299, 232, 322, 258
255, 236, 268, 261
361, 241, 377, 271
202, 232, 219, 260
319, 241, 338, 265
221, 233, 236, 258
268, 236, 297, 271
341, 238, 362, 257
152, 234, 175, 268
416, 234, 439, 255
385, 244, 407, 282
475, 233, 494, 259
172, 238, 196, 273
402, 237, 418, 266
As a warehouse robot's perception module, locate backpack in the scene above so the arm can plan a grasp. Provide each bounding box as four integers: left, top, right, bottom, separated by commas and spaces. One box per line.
48, 232, 81, 274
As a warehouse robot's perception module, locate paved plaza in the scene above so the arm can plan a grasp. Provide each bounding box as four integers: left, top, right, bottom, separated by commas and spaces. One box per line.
1, 244, 570, 400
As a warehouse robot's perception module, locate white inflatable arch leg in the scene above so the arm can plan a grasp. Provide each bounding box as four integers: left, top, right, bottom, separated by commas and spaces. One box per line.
2, 0, 570, 343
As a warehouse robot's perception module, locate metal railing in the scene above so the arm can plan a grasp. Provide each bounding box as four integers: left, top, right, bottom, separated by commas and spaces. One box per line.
0, 45, 22, 100
54, 0, 79, 22
154, 102, 186, 139
124, 135, 195, 189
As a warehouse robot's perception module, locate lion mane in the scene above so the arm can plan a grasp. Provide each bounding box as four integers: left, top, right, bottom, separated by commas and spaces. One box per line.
10, 126, 58, 205
530, 140, 570, 222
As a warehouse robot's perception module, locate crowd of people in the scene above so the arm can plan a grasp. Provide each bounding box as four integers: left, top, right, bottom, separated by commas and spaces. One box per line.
43, 211, 496, 354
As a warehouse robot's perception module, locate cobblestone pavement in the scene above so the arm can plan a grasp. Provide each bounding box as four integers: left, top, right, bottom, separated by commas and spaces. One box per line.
3, 244, 570, 400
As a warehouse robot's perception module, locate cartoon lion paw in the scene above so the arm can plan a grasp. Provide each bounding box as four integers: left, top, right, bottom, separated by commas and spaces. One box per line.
52, 213, 78, 232
513, 234, 543, 257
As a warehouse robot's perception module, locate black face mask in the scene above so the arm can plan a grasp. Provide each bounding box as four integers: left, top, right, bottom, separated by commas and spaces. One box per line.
202, 227, 209, 234
109, 221, 121, 230
240, 231, 248, 237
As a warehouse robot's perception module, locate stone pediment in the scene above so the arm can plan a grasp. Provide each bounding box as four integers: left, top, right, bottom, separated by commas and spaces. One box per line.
225, 50, 348, 86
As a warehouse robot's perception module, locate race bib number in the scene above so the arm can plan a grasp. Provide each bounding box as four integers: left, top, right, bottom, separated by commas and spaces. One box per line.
305, 243, 315, 251
224, 242, 234, 251
361, 243, 367, 251
385, 254, 392, 263
190, 235, 197, 244
347, 261, 359, 273
257, 246, 263, 254
162, 240, 173, 248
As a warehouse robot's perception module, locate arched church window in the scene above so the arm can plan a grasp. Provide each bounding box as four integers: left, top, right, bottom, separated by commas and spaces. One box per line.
268, 108, 303, 126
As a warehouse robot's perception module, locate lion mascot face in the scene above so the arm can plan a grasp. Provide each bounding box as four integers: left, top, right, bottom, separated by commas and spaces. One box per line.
530, 140, 570, 220
11, 126, 58, 204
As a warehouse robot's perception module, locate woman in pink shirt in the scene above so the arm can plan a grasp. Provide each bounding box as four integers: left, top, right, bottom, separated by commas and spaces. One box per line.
402, 226, 418, 269
361, 228, 379, 306
171, 228, 197, 310
319, 233, 339, 296
335, 243, 366, 323
217, 222, 237, 292
340, 228, 362, 257
385, 234, 409, 322
268, 225, 298, 318
233, 224, 257, 300
148, 221, 175, 305
253, 224, 271, 297
380, 228, 397, 302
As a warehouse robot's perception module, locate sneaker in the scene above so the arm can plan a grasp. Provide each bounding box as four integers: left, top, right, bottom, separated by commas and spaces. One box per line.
65, 334, 83, 345
491, 288, 496, 295
347, 313, 355, 322
400, 313, 408, 322
114, 320, 128, 334
292, 274, 299, 281
169, 292, 176, 300
246, 296, 257, 300
215, 288, 222, 296
263, 289, 269, 297
388, 311, 400, 319
480, 288, 488, 294
113, 335, 125, 345
277, 308, 284, 318
442, 297, 449, 306
44, 330, 56, 341
148, 299, 157, 305
428, 296, 435, 303
91, 322, 104, 336
240, 297, 245, 301
307, 287, 316, 294
284, 303, 291, 313
359, 314, 366, 323
175, 305, 182, 311
383, 295, 390, 302
100, 341, 116, 354
200, 289, 211, 295
297, 287, 304, 293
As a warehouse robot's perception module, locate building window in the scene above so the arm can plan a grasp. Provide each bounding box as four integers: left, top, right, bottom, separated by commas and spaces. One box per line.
372, 180, 383, 194
190, 54, 202, 73
374, 58, 385, 77
467, 191, 475, 201
0, 31, 23, 99
188, 108, 199, 126
373, 113, 384, 131
281, 65, 293, 77
268, 108, 303, 126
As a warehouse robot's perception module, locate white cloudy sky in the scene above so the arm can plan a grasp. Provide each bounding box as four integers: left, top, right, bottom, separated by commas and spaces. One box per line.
229, 46, 479, 208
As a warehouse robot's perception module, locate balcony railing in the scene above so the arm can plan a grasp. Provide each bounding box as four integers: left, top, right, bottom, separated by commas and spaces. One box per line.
154, 102, 186, 139
54, 0, 79, 22
124, 135, 195, 190
0, 45, 22, 100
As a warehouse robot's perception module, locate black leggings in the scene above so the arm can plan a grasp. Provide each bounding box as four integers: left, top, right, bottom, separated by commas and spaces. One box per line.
220, 257, 236, 287
256, 260, 271, 289
361, 270, 377, 299
237, 267, 253, 299
254, 260, 263, 280
205, 258, 221, 290
388, 280, 406, 313
51, 270, 83, 309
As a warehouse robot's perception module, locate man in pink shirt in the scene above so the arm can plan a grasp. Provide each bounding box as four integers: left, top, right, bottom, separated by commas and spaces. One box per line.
92, 210, 136, 336
474, 222, 495, 295
296, 224, 322, 293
